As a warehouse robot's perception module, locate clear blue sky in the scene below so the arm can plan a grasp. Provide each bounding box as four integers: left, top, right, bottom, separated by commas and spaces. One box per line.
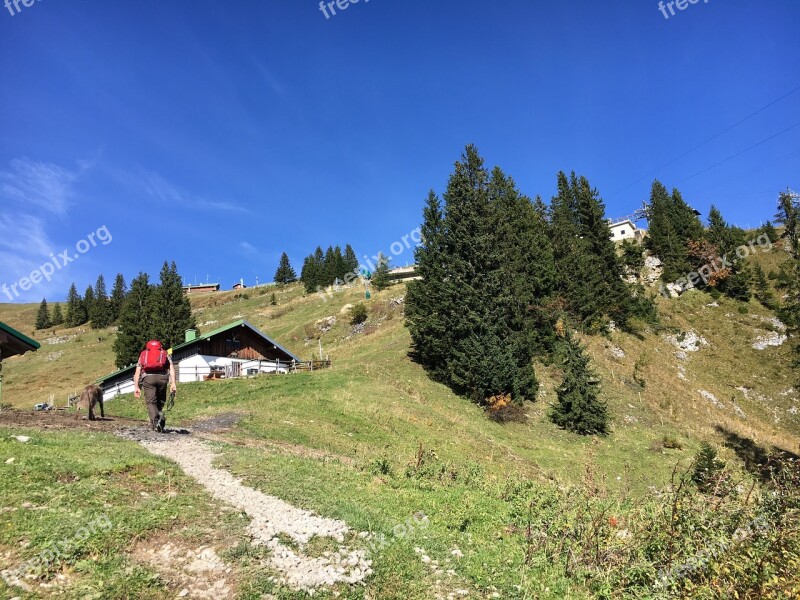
1, 0, 798, 302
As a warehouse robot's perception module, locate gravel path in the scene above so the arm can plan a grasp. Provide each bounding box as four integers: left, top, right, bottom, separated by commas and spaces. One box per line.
139, 436, 372, 591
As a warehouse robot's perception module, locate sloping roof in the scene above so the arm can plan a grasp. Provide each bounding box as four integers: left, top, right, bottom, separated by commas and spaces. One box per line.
96, 320, 300, 384
0, 321, 40, 358
172, 319, 301, 361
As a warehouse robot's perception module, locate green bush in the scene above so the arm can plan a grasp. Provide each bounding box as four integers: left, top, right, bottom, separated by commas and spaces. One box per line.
349, 302, 368, 325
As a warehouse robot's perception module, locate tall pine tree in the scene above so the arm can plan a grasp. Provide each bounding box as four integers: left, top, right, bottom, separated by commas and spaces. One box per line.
50, 302, 64, 326
35, 299, 51, 330
549, 333, 608, 435
83, 285, 96, 323
149, 261, 197, 350
776, 190, 800, 377
110, 273, 127, 322
65, 283, 87, 328
406, 145, 540, 403
274, 252, 297, 284
90, 274, 113, 329
344, 244, 359, 276
371, 252, 391, 291
113, 273, 153, 368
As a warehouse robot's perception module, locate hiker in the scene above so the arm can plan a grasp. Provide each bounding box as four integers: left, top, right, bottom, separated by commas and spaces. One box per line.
133, 340, 177, 432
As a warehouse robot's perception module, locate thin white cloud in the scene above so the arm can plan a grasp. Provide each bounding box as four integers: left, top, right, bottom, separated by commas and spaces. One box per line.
0, 157, 88, 214
137, 170, 247, 213
0, 157, 97, 302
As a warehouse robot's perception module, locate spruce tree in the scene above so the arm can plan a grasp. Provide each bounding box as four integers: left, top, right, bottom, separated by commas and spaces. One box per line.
753, 263, 775, 309
113, 272, 153, 368
406, 146, 541, 403
758, 220, 779, 243
344, 244, 359, 276
90, 274, 113, 329
406, 191, 450, 380
149, 261, 197, 350
549, 333, 608, 435
110, 273, 127, 322
551, 172, 641, 329
65, 283, 87, 327
323, 246, 336, 287
50, 303, 64, 326
83, 285, 95, 323
645, 180, 691, 281
274, 252, 297, 285
707, 205, 750, 300
35, 299, 51, 330
300, 255, 317, 293
775, 190, 800, 376
371, 252, 391, 291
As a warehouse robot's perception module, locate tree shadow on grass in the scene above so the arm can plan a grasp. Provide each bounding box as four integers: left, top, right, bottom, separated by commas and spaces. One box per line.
715, 425, 799, 483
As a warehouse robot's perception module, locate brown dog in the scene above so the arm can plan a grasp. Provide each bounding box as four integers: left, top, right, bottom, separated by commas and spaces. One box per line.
76, 384, 104, 421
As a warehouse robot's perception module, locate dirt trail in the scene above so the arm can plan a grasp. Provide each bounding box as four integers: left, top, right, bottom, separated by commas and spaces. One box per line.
1, 409, 372, 592
139, 436, 372, 590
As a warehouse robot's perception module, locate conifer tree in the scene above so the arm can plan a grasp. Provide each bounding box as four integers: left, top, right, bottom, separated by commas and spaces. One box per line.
65, 283, 87, 327
113, 273, 153, 368
753, 263, 775, 309
758, 220, 779, 243
149, 261, 197, 350
274, 252, 297, 284
371, 252, 391, 291
707, 205, 750, 300
645, 181, 692, 281
83, 285, 95, 323
110, 273, 127, 322
90, 274, 113, 329
323, 246, 336, 286
551, 172, 641, 329
549, 333, 608, 435
35, 298, 51, 330
775, 190, 800, 375
344, 244, 359, 276
406, 145, 540, 403
406, 191, 450, 379
300, 255, 317, 293
50, 303, 64, 326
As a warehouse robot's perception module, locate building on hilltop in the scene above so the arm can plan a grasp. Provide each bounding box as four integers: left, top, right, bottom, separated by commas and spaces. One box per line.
183, 282, 220, 294
608, 219, 646, 242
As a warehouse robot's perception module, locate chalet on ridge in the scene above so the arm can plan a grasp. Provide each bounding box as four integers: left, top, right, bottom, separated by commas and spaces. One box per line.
96, 320, 301, 401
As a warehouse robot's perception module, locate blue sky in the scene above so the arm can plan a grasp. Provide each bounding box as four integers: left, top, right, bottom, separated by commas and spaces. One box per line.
1, 0, 798, 303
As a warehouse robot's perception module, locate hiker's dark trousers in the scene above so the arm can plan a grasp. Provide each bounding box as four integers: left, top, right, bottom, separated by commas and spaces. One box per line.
141, 373, 169, 429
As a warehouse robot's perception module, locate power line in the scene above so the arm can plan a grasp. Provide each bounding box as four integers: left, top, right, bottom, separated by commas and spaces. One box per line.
678, 122, 799, 183
614, 83, 800, 194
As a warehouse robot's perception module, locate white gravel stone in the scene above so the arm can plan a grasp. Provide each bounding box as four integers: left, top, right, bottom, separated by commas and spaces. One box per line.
139, 437, 371, 591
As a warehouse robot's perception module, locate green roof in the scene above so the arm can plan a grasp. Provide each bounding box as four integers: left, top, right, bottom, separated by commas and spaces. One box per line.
96, 319, 300, 384
0, 321, 40, 357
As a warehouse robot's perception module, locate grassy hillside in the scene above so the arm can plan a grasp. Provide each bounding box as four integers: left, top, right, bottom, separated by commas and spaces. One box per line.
2, 243, 799, 598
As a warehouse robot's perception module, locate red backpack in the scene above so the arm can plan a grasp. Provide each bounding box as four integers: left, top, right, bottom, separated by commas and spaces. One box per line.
140, 340, 168, 373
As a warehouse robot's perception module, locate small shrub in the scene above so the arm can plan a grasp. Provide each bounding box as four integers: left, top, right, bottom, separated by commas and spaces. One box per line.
662, 435, 682, 450
737, 304, 749, 314
692, 442, 726, 492
350, 303, 368, 325
269, 292, 277, 306
369, 456, 393, 477
486, 394, 526, 423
